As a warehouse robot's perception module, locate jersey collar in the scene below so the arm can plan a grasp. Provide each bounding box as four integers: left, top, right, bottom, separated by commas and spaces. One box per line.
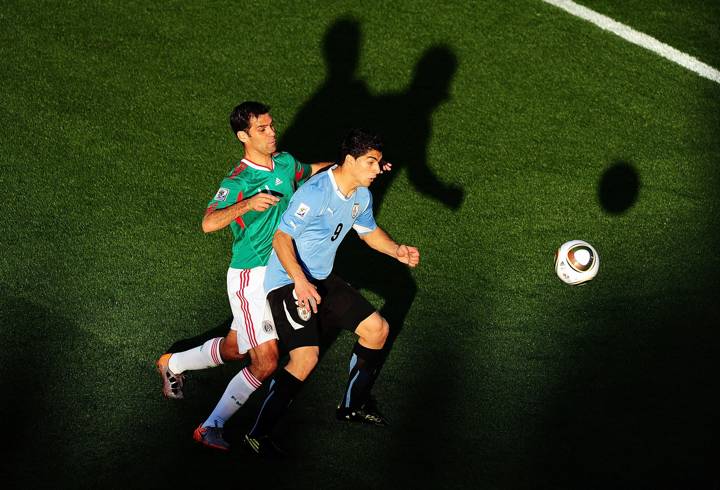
328, 166, 354, 201
241, 156, 274, 172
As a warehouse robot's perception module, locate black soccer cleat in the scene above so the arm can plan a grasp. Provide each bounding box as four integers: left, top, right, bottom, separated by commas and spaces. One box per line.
336, 398, 389, 426
242, 434, 287, 459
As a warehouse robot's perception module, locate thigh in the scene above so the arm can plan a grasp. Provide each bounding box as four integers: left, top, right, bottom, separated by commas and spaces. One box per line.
227, 266, 278, 354
318, 274, 376, 332
267, 284, 320, 352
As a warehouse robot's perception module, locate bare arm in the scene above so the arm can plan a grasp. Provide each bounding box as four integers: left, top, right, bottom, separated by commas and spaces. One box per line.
358, 227, 420, 267
202, 193, 279, 233
272, 229, 322, 312
309, 162, 333, 176
308, 161, 390, 177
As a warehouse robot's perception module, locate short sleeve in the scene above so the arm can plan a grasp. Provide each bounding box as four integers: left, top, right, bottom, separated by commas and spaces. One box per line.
207, 177, 246, 212
293, 159, 312, 185
278, 184, 323, 238
352, 191, 377, 235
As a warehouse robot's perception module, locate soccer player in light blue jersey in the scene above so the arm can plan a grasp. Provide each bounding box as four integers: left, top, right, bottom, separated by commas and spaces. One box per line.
243, 129, 420, 456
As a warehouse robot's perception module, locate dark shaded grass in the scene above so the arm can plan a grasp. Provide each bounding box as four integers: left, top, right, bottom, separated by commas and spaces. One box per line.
1, 1, 718, 488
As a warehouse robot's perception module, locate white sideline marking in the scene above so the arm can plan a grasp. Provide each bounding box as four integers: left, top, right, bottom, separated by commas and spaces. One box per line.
541, 0, 720, 84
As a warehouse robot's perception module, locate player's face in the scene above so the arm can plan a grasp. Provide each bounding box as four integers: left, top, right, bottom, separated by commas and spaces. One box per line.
243, 113, 277, 155
350, 149, 383, 187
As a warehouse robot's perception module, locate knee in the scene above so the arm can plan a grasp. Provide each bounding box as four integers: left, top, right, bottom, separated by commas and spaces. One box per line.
365, 317, 389, 347
288, 349, 319, 381
297, 349, 319, 374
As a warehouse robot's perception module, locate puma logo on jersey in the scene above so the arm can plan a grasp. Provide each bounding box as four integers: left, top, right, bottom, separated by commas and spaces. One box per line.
326, 207, 335, 215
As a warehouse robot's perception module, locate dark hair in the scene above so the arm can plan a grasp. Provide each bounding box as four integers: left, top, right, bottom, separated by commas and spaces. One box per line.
338, 128, 383, 164
229, 101, 270, 134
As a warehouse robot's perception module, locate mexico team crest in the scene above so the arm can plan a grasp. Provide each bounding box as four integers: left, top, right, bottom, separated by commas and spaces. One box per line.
352, 203, 360, 219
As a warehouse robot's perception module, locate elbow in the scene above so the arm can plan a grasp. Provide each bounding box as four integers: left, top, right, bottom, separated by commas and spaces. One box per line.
201, 217, 214, 234
272, 229, 283, 248
272, 229, 290, 250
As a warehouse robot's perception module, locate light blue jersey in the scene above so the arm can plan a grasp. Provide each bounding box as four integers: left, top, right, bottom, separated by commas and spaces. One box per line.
264, 166, 377, 292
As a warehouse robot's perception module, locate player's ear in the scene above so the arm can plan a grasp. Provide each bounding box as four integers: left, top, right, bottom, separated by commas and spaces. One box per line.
342, 154, 354, 166
237, 130, 250, 143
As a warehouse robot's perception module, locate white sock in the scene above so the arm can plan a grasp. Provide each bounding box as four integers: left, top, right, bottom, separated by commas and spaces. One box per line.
168, 337, 223, 374
203, 367, 262, 428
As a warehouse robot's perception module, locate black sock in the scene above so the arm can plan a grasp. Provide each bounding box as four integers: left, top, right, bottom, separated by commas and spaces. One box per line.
248, 369, 303, 438
366, 349, 388, 394
340, 342, 383, 410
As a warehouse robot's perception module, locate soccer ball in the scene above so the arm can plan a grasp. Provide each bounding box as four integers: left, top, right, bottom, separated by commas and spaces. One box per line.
554, 240, 599, 285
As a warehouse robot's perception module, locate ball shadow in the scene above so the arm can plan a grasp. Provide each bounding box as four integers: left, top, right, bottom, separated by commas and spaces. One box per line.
598, 160, 640, 214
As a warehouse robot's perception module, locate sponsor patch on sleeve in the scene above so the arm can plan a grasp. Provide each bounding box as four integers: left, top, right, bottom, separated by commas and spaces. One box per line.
214, 187, 230, 202
294, 202, 310, 219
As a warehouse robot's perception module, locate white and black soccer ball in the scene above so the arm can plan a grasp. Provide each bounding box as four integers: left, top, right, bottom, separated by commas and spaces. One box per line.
554, 240, 599, 285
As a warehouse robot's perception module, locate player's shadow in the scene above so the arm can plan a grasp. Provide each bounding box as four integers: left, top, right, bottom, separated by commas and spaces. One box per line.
278, 16, 467, 484
280, 17, 463, 380
598, 160, 640, 214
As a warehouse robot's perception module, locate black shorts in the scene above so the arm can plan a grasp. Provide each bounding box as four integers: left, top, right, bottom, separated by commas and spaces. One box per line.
267, 274, 376, 352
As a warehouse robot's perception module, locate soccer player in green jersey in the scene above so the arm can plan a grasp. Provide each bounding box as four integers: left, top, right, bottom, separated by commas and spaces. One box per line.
156, 101, 331, 451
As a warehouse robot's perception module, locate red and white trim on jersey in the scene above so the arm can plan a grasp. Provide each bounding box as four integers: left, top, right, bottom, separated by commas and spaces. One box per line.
234, 191, 245, 229
230, 162, 248, 178
241, 157, 274, 172
206, 202, 219, 215
241, 367, 262, 390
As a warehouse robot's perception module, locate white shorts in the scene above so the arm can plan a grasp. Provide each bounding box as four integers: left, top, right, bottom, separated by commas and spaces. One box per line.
227, 266, 277, 354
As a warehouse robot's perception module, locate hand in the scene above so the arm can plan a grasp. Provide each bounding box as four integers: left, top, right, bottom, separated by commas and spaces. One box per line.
294, 278, 322, 314
245, 192, 280, 212
381, 161, 392, 173
397, 244, 420, 268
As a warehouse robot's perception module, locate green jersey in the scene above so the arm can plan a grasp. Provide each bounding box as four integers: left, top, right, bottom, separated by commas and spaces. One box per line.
207, 152, 312, 269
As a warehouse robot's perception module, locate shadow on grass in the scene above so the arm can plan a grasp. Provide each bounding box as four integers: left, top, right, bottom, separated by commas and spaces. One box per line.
280, 14, 463, 396
153, 16, 468, 488
526, 292, 718, 489
0, 290, 87, 488
598, 160, 640, 215
518, 162, 719, 488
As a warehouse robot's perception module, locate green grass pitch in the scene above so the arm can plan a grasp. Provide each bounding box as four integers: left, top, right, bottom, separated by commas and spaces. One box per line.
1, 1, 718, 489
